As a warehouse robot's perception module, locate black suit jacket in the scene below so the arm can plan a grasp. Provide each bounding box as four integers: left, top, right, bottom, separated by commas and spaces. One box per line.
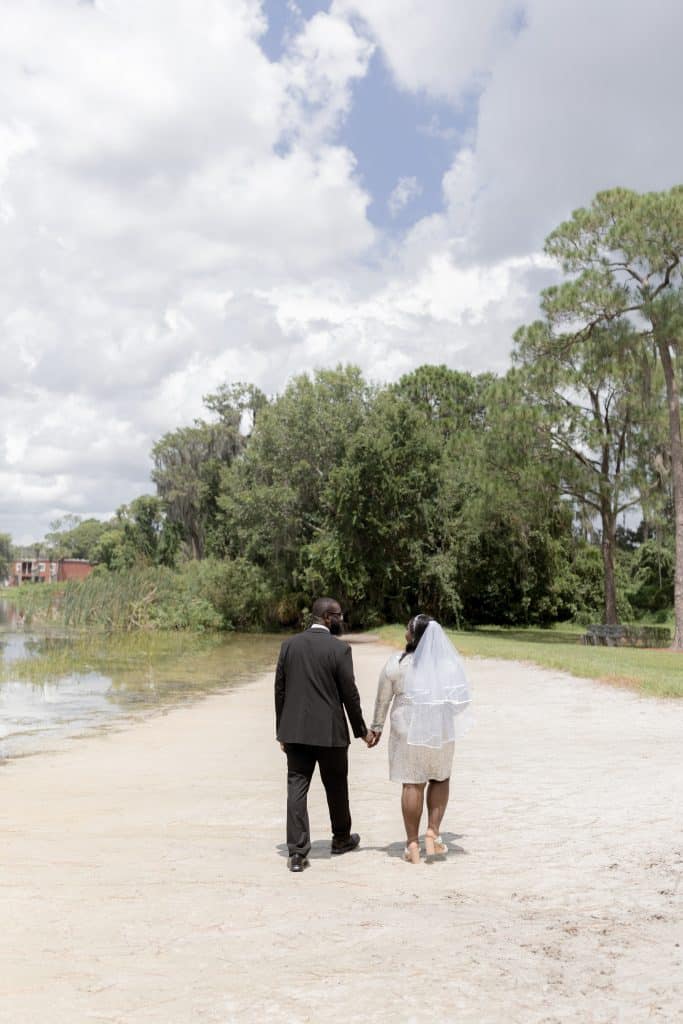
275, 628, 367, 747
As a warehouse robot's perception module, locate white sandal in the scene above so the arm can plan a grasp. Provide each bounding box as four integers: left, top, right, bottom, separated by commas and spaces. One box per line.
403, 841, 421, 864
424, 830, 447, 857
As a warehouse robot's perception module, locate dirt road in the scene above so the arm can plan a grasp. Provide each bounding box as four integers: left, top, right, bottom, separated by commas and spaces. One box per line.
1, 641, 680, 1023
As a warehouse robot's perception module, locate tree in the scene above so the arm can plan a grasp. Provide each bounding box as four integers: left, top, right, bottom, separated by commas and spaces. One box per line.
513, 321, 648, 624
45, 516, 110, 560
309, 387, 444, 622
152, 422, 238, 560
151, 384, 261, 559
92, 527, 127, 571
447, 373, 575, 626
627, 537, 674, 616
392, 364, 493, 436
0, 532, 12, 581
539, 186, 683, 644
310, 368, 570, 627
95, 496, 180, 570
202, 381, 267, 430
216, 366, 372, 610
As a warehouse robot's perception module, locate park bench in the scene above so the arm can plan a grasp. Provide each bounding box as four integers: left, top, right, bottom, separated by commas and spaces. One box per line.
582, 624, 671, 648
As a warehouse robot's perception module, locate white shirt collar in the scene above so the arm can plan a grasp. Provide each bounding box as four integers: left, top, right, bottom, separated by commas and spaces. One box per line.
310, 623, 329, 631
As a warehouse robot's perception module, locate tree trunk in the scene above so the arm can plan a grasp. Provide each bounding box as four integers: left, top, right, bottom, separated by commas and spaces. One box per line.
656, 339, 683, 648
600, 503, 619, 625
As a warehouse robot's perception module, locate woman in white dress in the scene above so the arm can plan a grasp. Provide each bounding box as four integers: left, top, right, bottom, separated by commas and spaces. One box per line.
370, 614, 471, 864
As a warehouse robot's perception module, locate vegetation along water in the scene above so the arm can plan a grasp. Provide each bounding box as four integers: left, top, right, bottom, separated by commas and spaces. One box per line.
0, 606, 282, 760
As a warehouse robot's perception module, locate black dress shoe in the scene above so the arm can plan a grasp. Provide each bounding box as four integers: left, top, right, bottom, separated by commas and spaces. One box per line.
287, 854, 309, 872
331, 833, 360, 855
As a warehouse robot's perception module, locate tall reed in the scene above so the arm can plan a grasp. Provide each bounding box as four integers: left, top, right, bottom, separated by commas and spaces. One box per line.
61, 568, 173, 631
5, 558, 275, 633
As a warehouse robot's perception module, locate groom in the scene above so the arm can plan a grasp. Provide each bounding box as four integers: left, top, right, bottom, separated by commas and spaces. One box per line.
275, 597, 373, 872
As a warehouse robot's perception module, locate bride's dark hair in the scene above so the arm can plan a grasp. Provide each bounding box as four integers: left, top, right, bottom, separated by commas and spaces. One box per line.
400, 613, 433, 661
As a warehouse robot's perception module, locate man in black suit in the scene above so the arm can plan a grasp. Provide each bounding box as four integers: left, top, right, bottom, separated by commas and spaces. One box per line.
275, 596, 373, 872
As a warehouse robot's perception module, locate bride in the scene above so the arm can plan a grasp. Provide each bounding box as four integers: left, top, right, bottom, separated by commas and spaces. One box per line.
370, 615, 471, 863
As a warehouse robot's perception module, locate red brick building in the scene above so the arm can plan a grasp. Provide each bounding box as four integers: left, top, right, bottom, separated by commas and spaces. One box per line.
10, 557, 57, 585
57, 559, 94, 582
9, 557, 94, 585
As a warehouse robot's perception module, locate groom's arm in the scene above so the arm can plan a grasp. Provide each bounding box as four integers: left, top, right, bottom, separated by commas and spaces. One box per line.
335, 645, 368, 739
274, 641, 288, 735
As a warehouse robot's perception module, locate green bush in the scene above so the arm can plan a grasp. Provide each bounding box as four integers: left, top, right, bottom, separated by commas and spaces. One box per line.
627, 539, 674, 615
56, 559, 274, 632
171, 558, 274, 630
559, 544, 632, 625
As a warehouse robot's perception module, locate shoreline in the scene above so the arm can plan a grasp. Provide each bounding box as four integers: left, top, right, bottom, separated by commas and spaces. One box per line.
0, 630, 283, 764
2, 641, 681, 1022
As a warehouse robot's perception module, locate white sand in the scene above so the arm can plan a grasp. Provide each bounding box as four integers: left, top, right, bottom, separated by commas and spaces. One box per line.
1, 641, 681, 1024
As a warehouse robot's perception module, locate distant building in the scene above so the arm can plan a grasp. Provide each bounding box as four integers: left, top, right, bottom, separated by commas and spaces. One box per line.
9, 557, 94, 586
57, 559, 94, 582
10, 557, 57, 585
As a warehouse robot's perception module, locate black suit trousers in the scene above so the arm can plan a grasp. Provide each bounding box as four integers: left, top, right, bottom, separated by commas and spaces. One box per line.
285, 744, 352, 857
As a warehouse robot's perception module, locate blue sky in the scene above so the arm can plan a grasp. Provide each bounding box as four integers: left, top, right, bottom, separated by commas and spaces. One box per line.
342, 53, 476, 230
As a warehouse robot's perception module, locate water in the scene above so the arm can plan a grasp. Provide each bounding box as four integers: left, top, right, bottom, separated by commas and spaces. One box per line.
0, 602, 282, 761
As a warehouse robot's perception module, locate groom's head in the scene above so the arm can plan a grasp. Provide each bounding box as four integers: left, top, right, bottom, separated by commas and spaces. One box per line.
312, 597, 344, 635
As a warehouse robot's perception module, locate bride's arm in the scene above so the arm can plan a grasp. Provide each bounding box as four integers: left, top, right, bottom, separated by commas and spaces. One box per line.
370, 660, 396, 733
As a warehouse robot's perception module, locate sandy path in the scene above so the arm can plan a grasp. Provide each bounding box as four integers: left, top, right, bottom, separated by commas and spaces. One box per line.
1, 641, 681, 1024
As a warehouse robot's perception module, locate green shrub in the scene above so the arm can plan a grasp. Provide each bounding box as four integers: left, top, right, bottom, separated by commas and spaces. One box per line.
170, 558, 274, 630
560, 544, 632, 625
627, 539, 674, 615
57, 560, 274, 632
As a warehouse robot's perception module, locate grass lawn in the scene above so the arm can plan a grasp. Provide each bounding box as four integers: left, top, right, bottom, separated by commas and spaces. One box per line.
375, 623, 683, 699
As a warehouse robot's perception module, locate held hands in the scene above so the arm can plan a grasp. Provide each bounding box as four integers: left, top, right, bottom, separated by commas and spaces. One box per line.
280, 736, 380, 750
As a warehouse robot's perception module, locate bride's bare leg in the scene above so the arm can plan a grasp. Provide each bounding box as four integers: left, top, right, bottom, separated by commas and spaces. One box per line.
401, 783, 425, 861
425, 778, 450, 855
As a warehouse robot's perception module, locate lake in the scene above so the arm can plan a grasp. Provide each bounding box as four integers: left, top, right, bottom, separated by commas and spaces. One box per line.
0, 601, 282, 761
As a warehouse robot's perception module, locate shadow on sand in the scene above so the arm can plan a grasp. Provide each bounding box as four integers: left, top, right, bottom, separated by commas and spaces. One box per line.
276, 832, 466, 860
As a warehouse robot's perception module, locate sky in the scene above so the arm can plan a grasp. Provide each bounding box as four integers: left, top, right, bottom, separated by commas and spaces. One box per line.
1, 0, 682, 543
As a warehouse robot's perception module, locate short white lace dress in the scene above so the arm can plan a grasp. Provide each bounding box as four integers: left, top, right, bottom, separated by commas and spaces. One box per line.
371, 651, 455, 784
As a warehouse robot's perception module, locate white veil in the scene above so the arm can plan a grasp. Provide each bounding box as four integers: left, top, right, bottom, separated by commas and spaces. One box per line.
404, 621, 471, 748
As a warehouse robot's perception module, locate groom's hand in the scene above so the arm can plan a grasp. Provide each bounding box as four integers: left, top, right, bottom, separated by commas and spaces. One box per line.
365, 730, 381, 747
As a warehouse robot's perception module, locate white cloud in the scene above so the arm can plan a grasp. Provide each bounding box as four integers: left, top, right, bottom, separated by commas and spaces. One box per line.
387, 175, 422, 216
283, 9, 374, 144
2, 0, 683, 542
333, 0, 518, 100
466, 0, 683, 257
417, 114, 461, 143
0, 0, 378, 540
